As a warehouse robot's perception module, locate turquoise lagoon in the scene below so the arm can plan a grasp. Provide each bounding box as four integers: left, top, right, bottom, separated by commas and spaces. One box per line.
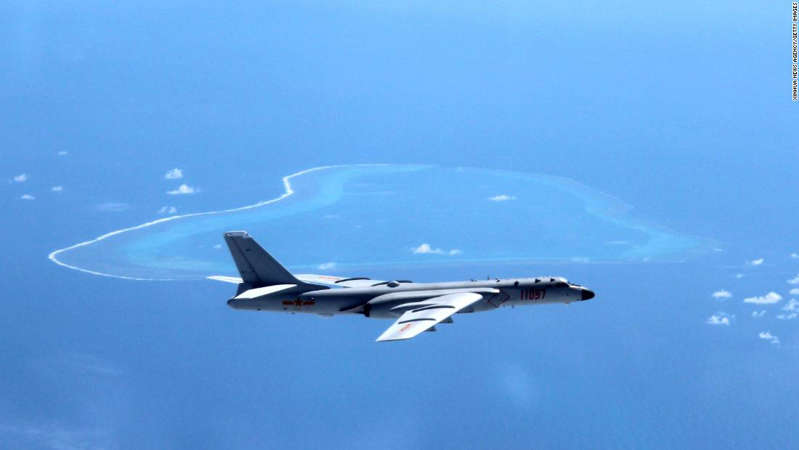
51, 164, 710, 280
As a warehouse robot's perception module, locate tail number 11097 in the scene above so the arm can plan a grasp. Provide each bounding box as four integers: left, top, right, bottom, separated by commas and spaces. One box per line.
521, 288, 546, 300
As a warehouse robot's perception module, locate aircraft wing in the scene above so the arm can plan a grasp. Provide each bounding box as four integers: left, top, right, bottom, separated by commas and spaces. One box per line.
294, 273, 346, 286
208, 273, 385, 288
295, 274, 387, 288
376, 292, 483, 342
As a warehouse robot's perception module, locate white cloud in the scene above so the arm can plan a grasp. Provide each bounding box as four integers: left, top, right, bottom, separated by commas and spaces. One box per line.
19, 194, 35, 200
317, 262, 336, 270
166, 184, 195, 195
781, 298, 799, 312
157, 206, 177, 214
758, 331, 780, 345
743, 291, 782, 305
788, 274, 799, 285
488, 194, 516, 202
213, 244, 222, 249
791, 252, 799, 259
95, 202, 130, 212
790, 288, 799, 295
712, 290, 732, 299
12, 173, 27, 183
706, 312, 733, 326
413, 243, 443, 254
777, 312, 798, 320
51, 186, 63, 192
749, 258, 764, 266
411, 242, 463, 256
751, 310, 766, 318
411, 243, 462, 256
57, 150, 68, 156
735, 273, 744, 279
164, 168, 183, 180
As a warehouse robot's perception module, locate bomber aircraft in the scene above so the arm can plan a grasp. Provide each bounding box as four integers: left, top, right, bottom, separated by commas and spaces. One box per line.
211, 231, 596, 342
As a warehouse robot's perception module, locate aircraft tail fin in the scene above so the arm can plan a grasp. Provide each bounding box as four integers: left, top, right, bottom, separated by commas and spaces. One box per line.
223, 231, 301, 288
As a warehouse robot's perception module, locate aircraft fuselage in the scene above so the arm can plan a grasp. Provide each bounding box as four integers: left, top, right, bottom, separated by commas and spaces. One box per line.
227, 277, 594, 318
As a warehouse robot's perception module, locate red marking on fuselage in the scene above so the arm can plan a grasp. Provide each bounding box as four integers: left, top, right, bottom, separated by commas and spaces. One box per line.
399, 323, 412, 333
521, 288, 546, 301
284, 299, 316, 308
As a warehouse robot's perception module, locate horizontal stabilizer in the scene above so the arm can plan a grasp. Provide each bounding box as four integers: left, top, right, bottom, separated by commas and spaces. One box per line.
207, 275, 244, 284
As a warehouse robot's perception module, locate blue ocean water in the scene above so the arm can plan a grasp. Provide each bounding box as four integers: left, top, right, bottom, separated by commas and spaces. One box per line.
1, 1, 798, 449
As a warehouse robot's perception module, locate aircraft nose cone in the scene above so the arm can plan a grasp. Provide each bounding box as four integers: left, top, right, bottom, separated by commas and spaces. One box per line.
581, 289, 595, 301
227, 299, 236, 308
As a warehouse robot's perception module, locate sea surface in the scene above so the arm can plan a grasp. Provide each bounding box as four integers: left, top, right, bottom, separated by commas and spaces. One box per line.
1, 1, 797, 449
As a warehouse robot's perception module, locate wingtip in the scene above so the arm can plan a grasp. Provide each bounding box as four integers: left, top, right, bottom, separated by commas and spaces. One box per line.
376, 331, 401, 342
376, 332, 412, 342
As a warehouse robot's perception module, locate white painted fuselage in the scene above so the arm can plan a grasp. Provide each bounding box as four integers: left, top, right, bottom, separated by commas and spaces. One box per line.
227, 277, 593, 319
